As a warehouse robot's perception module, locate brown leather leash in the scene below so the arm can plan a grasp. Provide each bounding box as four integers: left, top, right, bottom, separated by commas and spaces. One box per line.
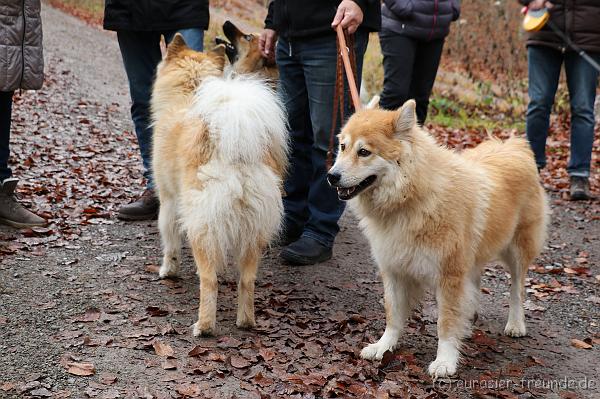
326, 26, 362, 169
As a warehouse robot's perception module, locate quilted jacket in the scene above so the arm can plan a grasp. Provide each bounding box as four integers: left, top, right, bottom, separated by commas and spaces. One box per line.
0, 0, 44, 91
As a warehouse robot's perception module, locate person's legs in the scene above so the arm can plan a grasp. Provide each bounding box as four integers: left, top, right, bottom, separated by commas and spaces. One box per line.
300, 30, 369, 248
0, 91, 14, 181
378, 33, 417, 112
164, 28, 204, 51
117, 30, 162, 189
526, 45, 563, 170
0, 91, 46, 227
564, 51, 599, 177
277, 36, 312, 239
408, 38, 445, 125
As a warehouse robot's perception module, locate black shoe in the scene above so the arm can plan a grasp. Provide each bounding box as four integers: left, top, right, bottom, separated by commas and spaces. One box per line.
280, 236, 332, 266
570, 176, 592, 201
273, 221, 303, 247
118, 188, 159, 221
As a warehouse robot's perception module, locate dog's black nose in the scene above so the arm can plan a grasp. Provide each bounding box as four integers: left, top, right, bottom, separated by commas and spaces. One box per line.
327, 172, 341, 186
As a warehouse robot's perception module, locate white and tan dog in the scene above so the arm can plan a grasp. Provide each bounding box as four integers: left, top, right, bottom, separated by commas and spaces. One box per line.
327, 100, 549, 378
151, 35, 288, 336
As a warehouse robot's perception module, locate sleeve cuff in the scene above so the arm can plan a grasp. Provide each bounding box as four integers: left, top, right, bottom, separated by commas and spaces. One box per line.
352, 0, 369, 12
264, 1, 275, 29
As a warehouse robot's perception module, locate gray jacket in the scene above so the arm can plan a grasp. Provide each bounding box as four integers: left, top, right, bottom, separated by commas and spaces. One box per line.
382, 0, 460, 41
0, 0, 44, 91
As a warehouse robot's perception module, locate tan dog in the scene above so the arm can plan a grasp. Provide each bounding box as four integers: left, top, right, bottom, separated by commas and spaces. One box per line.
327, 100, 549, 378
151, 35, 288, 336
218, 20, 279, 81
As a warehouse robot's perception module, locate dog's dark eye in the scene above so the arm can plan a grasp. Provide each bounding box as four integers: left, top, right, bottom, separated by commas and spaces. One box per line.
244, 35, 253, 41
358, 148, 371, 157
340, 143, 346, 152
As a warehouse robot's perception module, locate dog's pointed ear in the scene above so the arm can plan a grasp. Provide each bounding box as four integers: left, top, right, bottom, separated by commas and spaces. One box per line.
209, 44, 227, 70
394, 99, 417, 134
166, 33, 188, 60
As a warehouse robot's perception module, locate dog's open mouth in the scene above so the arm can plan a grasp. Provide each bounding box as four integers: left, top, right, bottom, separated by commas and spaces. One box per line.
215, 37, 237, 64
337, 175, 376, 200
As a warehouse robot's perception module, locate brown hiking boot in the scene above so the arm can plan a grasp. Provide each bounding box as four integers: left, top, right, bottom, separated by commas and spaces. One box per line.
570, 176, 592, 201
118, 188, 159, 221
0, 178, 47, 228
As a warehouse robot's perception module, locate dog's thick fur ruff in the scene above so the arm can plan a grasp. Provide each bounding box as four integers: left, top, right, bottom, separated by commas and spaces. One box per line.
151, 35, 288, 336
329, 100, 549, 378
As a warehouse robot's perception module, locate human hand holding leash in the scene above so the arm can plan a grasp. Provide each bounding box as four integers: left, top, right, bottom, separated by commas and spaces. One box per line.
259, 28, 278, 61
331, 0, 364, 34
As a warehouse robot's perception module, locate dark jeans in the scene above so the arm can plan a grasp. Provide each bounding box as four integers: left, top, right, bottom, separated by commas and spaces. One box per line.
276, 30, 368, 248
117, 28, 204, 189
526, 45, 599, 177
0, 91, 14, 182
378, 33, 445, 125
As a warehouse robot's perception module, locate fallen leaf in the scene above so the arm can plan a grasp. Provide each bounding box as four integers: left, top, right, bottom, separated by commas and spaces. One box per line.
259, 347, 275, 361
175, 383, 202, 397
162, 359, 177, 370
253, 372, 273, 387
230, 355, 251, 369
66, 362, 95, 376
0, 382, 15, 392
145, 264, 160, 273
74, 307, 101, 322
571, 339, 592, 349
146, 306, 168, 317
153, 340, 175, 357
188, 345, 208, 357
99, 372, 117, 385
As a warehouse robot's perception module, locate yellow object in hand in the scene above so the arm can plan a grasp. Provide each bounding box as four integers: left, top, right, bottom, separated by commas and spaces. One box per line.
523, 8, 549, 32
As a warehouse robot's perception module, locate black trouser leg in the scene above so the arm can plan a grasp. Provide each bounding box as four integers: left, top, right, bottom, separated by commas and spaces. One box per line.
379, 33, 445, 125
409, 38, 445, 124
379, 34, 417, 112
0, 91, 14, 181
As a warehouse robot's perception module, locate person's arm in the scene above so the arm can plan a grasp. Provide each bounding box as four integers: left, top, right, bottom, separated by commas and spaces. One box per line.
259, 1, 277, 60
451, 0, 461, 21
383, 0, 414, 19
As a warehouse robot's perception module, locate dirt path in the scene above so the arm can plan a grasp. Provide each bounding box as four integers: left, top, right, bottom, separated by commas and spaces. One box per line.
0, 5, 599, 399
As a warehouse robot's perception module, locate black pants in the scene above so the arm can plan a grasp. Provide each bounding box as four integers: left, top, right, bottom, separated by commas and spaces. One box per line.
0, 91, 13, 182
379, 33, 445, 125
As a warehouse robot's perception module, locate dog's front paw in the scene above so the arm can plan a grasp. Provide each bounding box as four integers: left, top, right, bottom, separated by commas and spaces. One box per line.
192, 321, 215, 337
504, 321, 526, 337
428, 358, 457, 379
360, 342, 394, 361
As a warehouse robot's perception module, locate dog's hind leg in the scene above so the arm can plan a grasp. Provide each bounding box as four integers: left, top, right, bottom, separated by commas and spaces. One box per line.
502, 220, 542, 337
158, 198, 182, 279
191, 245, 221, 337
361, 271, 422, 361
235, 245, 262, 329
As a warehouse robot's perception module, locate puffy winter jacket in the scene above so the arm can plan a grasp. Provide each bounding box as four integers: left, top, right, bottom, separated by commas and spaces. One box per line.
264, 0, 381, 39
0, 0, 44, 91
103, 0, 209, 32
519, 0, 600, 53
381, 0, 460, 41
